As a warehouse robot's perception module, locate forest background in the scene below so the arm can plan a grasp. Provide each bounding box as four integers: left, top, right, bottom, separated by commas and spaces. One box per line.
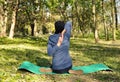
0, 0, 120, 82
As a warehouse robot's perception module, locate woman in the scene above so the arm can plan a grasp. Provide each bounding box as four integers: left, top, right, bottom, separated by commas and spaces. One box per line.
40, 21, 83, 74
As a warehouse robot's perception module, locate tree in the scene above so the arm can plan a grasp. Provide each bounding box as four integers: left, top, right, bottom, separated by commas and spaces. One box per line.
9, 0, 19, 39
92, 0, 99, 43
0, 0, 119, 40
115, 0, 118, 30
67, 0, 92, 37
102, 0, 109, 40
0, 0, 8, 37
111, 0, 117, 41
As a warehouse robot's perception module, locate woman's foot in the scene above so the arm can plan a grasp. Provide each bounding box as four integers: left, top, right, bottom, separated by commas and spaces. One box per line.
69, 70, 83, 75
40, 68, 52, 73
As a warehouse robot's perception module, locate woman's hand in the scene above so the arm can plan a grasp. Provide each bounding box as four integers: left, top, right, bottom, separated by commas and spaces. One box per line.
57, 34, 64, 47
57, 29, 66, 47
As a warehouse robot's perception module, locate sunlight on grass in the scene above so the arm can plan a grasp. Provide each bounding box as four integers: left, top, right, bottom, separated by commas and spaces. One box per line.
0, 36, 120, 82
0, 44, 46, 52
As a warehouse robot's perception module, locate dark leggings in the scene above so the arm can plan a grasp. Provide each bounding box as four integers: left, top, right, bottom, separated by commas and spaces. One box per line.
51, 65, 72, 74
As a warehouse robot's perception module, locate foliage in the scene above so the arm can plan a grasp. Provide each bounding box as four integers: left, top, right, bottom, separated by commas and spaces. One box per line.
0, 35, 120, 82
0, 0, 120, 41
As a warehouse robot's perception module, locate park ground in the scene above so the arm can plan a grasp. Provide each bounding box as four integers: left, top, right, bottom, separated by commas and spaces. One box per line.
0, 35, 120, 82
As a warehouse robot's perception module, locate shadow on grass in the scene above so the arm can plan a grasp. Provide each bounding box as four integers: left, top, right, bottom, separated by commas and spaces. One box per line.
0, 48, 51, 73
71, 43, 120, 64
92, 72, 120, 82
0, 36, 120, 81
35, 57, 51, 67
70, 42, 120, 82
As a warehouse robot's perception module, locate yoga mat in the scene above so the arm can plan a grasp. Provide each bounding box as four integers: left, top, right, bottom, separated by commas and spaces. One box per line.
18, 61, 111, 74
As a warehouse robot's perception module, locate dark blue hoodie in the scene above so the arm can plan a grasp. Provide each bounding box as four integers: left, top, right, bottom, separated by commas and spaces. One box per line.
47, 21, 72, 70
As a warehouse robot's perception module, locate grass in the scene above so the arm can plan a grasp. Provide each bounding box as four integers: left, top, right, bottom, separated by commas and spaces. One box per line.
0, 36, 120, 82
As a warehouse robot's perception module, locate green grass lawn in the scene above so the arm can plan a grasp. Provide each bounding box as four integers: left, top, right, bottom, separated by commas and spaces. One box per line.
0, 36, 120, 82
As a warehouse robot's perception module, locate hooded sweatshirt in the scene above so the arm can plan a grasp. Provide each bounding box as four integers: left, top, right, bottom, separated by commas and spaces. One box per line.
47, 21, 72, 70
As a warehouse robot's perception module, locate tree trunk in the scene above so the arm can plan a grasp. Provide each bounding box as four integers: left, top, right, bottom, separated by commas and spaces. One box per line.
34, 19, 37, 36
95, 14, 99, 43
74, 1, 84, 36
0, 1, 8, 37
111, 0, 116, 41
3, 5, 8, 37
92, 0, 99, 43
3, 13, 7, 37
102, 0, 109, 40
30, 23, 34, 36
114, 0, 118, 30
9, 9, 17, 39
9, 0, 18, 39
0, 5, 4, 37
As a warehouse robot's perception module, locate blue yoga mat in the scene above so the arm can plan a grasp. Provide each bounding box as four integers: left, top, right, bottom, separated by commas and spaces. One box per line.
18, 61, 111, 74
